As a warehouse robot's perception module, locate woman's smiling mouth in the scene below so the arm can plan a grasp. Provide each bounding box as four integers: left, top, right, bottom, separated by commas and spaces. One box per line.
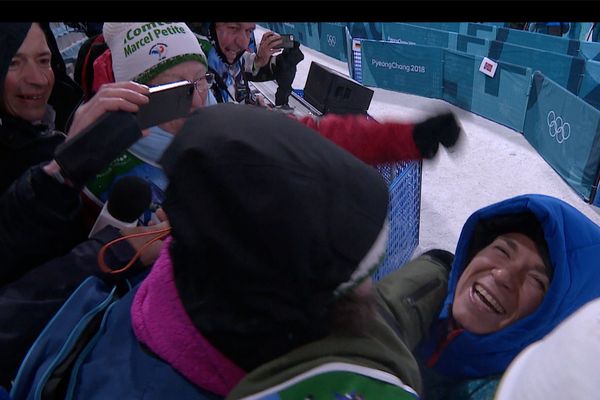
473, 283, 506, 314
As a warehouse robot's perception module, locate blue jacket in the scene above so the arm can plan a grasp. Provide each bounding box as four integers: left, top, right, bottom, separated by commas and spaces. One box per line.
11, 278, 220, 400
418, 194, 600, 380
66, 285, 220, 400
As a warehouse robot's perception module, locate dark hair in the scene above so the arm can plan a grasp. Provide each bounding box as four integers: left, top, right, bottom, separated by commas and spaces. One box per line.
465, 212, 553, 281
330, 281, 377, 337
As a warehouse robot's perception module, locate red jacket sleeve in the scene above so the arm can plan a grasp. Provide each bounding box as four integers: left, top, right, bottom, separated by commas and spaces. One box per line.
296, 114, 422, 165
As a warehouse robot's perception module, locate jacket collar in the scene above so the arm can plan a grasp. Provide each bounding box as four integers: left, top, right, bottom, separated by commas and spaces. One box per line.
130, 237, 246, 396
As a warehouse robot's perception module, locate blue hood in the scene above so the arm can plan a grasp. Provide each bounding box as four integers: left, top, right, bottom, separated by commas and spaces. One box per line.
423, 194, 600, 378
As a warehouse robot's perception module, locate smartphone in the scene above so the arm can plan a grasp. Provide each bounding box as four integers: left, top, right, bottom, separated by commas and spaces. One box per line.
54, 81, 195, 185
136, 80, 194, 129
274, 34, 295, 49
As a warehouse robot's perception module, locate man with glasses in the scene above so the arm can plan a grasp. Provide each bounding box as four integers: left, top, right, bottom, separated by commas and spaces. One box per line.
190, 22, 303, 109
83, 22, 215, 226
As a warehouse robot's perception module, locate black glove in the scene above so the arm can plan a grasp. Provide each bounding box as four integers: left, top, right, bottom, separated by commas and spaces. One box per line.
274, 42, 304, 106
412, 112, 461, 159
276, 41, 304, 71
422, 249, 454, 272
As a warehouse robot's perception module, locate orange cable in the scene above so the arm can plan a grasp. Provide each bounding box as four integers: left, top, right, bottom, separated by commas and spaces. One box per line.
97, 227, 171, 275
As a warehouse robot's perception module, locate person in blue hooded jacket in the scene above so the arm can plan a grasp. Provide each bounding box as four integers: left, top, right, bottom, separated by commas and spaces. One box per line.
415, 193, 600, 400
227, 193, 600, 400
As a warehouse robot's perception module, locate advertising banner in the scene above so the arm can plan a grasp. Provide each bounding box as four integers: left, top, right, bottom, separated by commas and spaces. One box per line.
496, 27, 580, 56
319, 22, 348, 62
488, 41, 585, 94
360, 40, 443, 98
523, 72, 600, 202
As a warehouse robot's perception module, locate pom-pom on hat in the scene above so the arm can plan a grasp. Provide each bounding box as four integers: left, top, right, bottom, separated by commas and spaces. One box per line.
103, 22, 207, 84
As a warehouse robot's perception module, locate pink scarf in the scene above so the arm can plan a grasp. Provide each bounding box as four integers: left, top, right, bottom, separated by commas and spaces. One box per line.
131, 237, 246, 396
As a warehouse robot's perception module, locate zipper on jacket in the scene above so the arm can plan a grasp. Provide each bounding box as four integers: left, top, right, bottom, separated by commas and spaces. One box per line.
376, 278, 444, 341
405, 278, 444, 338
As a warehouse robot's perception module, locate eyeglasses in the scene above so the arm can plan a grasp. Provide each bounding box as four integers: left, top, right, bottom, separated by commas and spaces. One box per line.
192, 73, 215, 94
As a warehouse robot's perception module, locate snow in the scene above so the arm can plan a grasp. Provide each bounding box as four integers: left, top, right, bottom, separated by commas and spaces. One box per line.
255, 26, 600, 257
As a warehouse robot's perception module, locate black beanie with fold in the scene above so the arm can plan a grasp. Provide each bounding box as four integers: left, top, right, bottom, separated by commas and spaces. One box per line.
159, 103, 389, 370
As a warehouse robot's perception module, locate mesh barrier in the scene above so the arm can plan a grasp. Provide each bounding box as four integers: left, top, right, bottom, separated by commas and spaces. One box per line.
289, 89, 423, 280
349, 39, 424, 278
372, 161, 422, 280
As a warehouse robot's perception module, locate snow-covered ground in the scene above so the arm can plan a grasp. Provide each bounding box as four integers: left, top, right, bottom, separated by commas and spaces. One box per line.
256, 26, 600, 256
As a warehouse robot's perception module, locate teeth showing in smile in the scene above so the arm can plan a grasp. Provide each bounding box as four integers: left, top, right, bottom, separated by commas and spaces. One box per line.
21, 95, 43, 100
474, 284, 506, 314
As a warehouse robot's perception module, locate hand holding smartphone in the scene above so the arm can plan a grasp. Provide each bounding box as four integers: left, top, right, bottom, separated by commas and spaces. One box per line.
274, 34, 295, 50
54, 81, 194, 186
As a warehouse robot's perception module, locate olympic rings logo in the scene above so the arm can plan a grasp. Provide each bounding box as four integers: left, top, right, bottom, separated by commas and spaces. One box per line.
327, 34, 336, 47
547, 111, 571, 144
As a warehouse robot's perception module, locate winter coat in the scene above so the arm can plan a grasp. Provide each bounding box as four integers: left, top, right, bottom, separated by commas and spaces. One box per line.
0, 226, 137, 389
0, 22, 82, 193
197, 33, 262, 104
417, 194, 600, 400
227, 253, 449, 399
11, 103, 422, 398
0, 23, 85, 279
41, 239, 242, 399
0, 165, 85, 285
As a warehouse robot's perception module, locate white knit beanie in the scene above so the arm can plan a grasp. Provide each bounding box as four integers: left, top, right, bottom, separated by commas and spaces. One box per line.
103, 22, 207, 84
495, 297, 600, 400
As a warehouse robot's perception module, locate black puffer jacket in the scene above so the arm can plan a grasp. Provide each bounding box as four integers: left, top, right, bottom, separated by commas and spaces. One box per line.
0, 224, 143, 389
0, 23, 85, 282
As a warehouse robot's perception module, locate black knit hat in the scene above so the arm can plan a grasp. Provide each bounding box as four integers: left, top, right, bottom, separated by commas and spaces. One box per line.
466, 212, 553, 281
0, 23, 31, 84
159, 103, 389, 370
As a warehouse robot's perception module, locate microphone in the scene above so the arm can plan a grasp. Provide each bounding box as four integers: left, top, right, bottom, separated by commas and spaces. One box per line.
88, 176, 152, 238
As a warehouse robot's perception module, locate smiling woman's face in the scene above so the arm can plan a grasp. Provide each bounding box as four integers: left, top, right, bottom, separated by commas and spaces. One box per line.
2, 23, 55, 122
452, 232, 550, 334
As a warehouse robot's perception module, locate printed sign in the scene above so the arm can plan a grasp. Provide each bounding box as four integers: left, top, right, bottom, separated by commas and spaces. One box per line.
479, 57, 498, 78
